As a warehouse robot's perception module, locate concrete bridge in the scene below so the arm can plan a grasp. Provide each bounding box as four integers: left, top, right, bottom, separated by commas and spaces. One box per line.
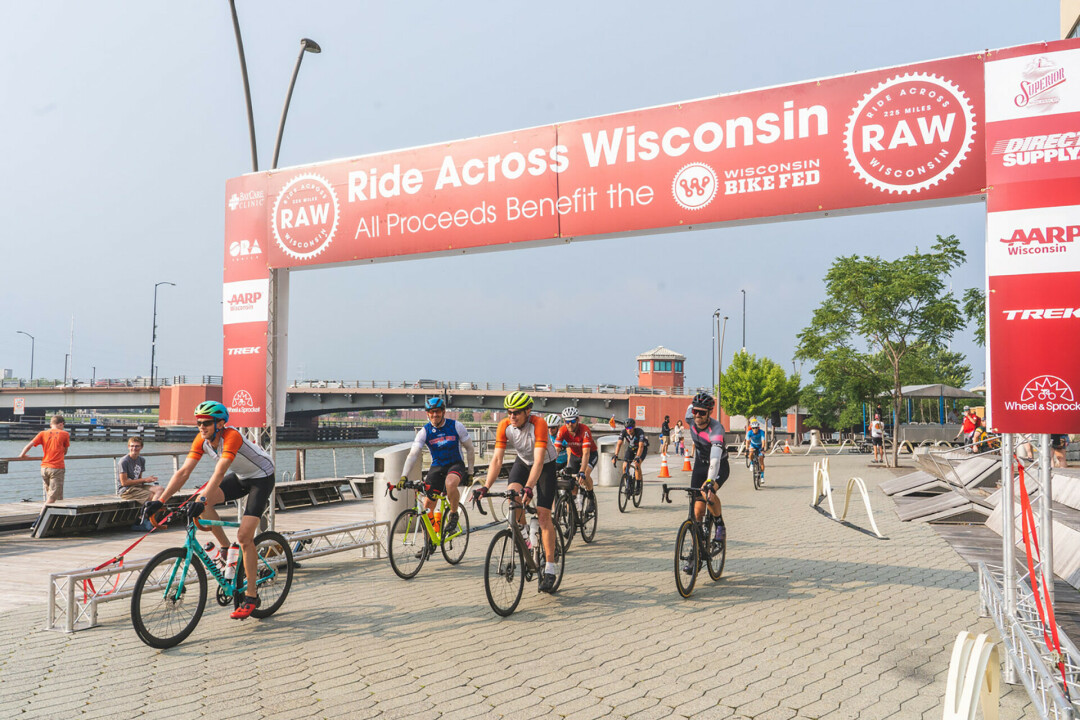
0, 386, 160, 421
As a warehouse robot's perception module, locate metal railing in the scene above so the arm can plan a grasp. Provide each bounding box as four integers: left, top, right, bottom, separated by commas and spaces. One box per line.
289, 379, 706, 396
0, 375, 221, 389
979, 562, 1080, 719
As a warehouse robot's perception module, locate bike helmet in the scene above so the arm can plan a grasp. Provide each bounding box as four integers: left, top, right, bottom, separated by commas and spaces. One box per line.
194, 401, 229, 423
750, 418, 760, 428
625, 418, 636, 429
504, 391, 533, 411
561, 407, 579, 421
424, 396, 445, 410
691, 391, 715, 411
544, 413, 560, 427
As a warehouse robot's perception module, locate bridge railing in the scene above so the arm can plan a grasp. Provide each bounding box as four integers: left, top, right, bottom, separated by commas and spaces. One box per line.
0, 376, 222, 389
289, 380, 708, 396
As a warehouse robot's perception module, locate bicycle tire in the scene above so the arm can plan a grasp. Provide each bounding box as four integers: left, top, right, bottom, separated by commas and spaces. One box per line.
484, 529, 524, 616
388, 509, 428, 579
703, 516, 726, 581
753, 463, 762, 491
632, 475, 644, 508
552, 495, 575, 552
579, 492, 597, 544
536, 523, 566, 593
674, 520, 699, 598
440, 505, 470, 565
617, 475, 631, 513
745, 450, 752, 468
249, 531, 294, 618
131, 546, 207, 649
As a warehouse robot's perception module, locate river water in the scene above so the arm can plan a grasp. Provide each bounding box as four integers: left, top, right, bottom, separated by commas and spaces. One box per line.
0, 430, 417, 504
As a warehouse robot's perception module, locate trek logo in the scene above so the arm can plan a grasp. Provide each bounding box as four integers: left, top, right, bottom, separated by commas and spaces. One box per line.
227, 346, 262, 356
1001, 308, 1080, 320
229, 239, 263, 257
998, 225, 1077, 255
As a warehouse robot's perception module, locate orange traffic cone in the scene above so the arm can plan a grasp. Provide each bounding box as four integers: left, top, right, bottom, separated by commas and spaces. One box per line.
658, 453, 671, 478
682, 449, 692, 472
609, 416, 617, 429
783, 440, 792, 454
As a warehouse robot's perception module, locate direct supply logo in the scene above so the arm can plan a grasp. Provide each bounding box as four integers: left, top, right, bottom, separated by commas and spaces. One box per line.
845, 73, 976, 194
272, 173, 340, 261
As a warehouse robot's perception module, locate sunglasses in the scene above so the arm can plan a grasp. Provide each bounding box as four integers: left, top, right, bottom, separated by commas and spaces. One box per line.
692, 409, 710, 416
507, 409, 527, 416
564, 418, 577, 424
196, 420, 217, 428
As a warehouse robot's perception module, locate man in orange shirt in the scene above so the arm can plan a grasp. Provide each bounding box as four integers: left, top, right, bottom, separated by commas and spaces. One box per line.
19, 414, 71, 504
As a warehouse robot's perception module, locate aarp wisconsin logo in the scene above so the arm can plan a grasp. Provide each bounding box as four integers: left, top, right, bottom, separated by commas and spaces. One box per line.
272, 174, 339, 261
1014, 56, 1065, 112
845, 73, 976, 194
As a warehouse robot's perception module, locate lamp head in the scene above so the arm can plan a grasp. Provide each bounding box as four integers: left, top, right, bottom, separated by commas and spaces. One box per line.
301, 38, 322, 53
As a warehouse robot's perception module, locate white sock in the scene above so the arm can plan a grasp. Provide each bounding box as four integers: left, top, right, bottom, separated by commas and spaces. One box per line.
545, 562, 557, 575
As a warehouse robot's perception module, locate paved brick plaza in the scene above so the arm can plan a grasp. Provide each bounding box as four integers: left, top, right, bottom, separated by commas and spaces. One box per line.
0, 453, 1033, 718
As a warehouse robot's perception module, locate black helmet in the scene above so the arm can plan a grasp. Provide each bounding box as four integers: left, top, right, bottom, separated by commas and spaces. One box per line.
625, 418, 635, 429
691, 391, 715, 411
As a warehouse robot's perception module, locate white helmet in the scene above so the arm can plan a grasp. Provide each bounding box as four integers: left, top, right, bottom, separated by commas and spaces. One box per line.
544, 413, 561, 427
561, 407, 579, 421
750, 418, 760, 428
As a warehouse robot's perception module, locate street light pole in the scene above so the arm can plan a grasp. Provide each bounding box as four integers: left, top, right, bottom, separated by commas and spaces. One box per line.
151, 282, 175, 386
717, 314, 729, 419
272, 38, 322, 170
16, 331, 34, 382
226, 0, 259, 172
741, 289, 746, 351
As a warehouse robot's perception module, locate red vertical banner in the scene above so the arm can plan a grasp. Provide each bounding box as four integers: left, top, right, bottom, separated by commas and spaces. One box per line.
985, 41, 1080, 432
223, 175, 270, 427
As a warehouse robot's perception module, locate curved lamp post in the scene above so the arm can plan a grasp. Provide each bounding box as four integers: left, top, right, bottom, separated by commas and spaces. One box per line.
272, 38, 322, 170
151, 282, 175, 386
16, 331, 34, 382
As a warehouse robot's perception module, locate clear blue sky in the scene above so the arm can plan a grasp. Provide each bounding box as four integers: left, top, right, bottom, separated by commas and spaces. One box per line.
0, 1, 1057, 389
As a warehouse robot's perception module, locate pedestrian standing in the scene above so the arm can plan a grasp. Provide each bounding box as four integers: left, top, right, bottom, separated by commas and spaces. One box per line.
19, 414, 71, 505
660, 415, 671, 455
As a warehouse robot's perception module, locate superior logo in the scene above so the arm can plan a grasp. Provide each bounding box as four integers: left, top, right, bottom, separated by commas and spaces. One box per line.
1015, 60, 1065, 109
1001, 308, 1080, 320
227, 346, 263, 356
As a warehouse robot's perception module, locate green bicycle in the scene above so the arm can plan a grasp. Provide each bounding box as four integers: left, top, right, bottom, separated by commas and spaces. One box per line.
385, 478, 471, 579
130, 514, 294, 649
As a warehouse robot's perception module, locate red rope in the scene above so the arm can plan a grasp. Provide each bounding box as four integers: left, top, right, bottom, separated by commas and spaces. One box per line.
1016, 462, 1069, 694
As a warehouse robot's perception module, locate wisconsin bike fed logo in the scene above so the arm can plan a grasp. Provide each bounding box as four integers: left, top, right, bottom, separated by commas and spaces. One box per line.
672, 163, 718, 211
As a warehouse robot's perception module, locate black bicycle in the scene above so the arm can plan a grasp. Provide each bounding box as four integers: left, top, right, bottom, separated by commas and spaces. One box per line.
552, 469, 598, 550
615, 455, 644, 512
473, 489, 565, 616
748, 447, 764, 490
661, 484, 726, 598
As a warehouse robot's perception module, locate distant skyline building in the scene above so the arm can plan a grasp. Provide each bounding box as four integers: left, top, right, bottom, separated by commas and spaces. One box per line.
2, 369, 10, 380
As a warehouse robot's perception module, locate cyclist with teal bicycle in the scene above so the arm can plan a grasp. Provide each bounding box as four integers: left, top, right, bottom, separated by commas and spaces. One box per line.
746, 418, 766, 486
398, 397, 475, 536
142, 400, 274, 620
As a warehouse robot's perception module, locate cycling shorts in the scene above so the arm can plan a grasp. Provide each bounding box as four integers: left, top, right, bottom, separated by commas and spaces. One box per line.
426, 463, 467, 494
622, 443, 647, 463
219, 472, 275, 518
871, 436, 883, 447
508, 458, 557, 510
690, 456, 730, 493
567, 453, 598, 473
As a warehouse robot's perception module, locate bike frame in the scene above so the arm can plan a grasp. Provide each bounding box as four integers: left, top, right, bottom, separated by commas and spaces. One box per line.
389, 481, 464, 548
476, 491, 540, 575
162, 519, 245, 601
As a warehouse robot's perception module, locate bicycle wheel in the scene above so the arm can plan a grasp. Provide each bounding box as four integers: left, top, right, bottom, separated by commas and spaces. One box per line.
674, 520, 699, 598
388, 509, 428, 579
131, 547, 207, 649
579, 492, 598, 544
706, 519, 726, 581
248, 531, 294, 618
632, 475, 644, 508
484, 529, 524, 616
745, 450, 752, 468
617, 475, 631, 513
552, 495, 575, 552
440, 505, 470, 565
536, 524, 566, 593
753, 463, 762, 491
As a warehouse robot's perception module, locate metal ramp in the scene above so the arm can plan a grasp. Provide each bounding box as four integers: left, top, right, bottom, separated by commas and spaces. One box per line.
893, 485, 995, 524
880, 456, 1001, 498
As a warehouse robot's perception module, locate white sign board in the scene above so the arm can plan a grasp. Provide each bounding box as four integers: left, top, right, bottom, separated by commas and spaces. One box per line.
13, 397, 25, 415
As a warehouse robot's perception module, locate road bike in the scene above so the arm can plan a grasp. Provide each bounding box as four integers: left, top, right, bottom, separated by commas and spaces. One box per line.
130, 514, 293, 648
661, 484, 725, 598
748, 447, 764, 490
616, 455, 645, 512
473, 489, 565, 616
385, 479, 470, 579
552, 468, 598, 550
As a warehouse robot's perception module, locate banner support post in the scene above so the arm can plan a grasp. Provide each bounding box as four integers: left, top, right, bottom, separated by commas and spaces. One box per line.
1039, 433, 1054, 607
1001, 433, 1018, 684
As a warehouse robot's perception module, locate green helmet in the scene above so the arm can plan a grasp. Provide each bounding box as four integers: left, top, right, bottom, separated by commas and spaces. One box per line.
504, 391, 533, 411
194, 401, 229, 423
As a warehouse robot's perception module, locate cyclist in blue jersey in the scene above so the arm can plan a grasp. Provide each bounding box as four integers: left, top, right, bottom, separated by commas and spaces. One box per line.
399, 397, 475, 536
685, 392, 729, 554
746, 418, 766, 483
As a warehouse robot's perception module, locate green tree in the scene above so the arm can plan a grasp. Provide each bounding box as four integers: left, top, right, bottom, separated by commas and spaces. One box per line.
795, 235, 966, 466
480, 410, 493, 422
963, 288, 986, 347
719, 350, 800, 422
458, 409, 475, 422
798, 347, 887, 432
